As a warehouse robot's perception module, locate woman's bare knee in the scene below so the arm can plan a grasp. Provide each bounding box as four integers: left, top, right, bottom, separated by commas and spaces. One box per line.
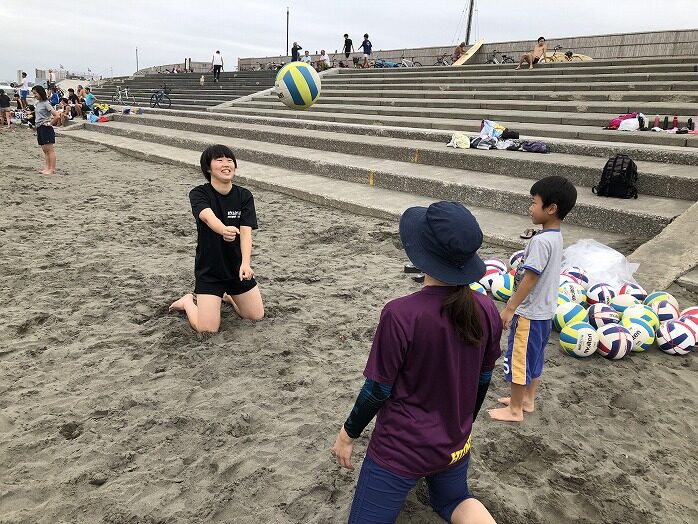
451, 498, 496, 524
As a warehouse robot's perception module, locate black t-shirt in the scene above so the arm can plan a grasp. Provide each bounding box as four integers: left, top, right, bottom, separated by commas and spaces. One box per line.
189, 183, 258, 282
68, 93, 79, 104
291, 44, 302, 61
0, 93, 10, 107
343, 38, 353, 52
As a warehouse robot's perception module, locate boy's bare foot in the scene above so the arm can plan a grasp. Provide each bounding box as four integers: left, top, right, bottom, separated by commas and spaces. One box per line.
529, 65, 533, 69
497, 396, 535, 413
488, 406, 524, 422
41, 170, 55, 176
169, 293, 194, 312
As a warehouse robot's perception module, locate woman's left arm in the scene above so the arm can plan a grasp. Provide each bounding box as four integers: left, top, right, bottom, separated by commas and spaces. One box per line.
239, 226, 254, 280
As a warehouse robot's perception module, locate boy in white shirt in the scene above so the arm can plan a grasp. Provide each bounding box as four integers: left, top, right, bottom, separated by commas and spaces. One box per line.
211, 50, 224, 82
315, 50, 331, 71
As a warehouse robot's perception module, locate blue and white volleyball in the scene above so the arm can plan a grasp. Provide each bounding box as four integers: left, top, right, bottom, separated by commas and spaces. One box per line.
561, 266, 589, 288
643, 291, 679, 310
484, 258, 507, 274
656, 320, 696, 355
596, 324, 633, 360
586, 283, 616, 306
479, 267, 502, 290
587, 303, 620, 329
618, 282, 647, 301
609, 294, 640, 316
553, 303, 588, 332
680, 306, 698, 319
275, 62, 322, 110
490, 273, 515, 302
678, 315, 698, 340
559, 322, 598, 357
622, 304, 660, 331
559, 282, 586, 305
650, 300, 680, 323
620, 316, 655, 352
509, 250, 524, 271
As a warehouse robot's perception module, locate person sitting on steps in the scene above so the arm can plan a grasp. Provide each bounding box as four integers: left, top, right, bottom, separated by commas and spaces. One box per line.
516, 37, 547, 70
452, 42, 467, 62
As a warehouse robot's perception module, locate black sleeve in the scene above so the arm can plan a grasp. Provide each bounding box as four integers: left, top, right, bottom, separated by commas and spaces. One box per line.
343, 379, 392, 439
473, 371, 492, 421
240, 189, 258, 229
189, 186, 211, 219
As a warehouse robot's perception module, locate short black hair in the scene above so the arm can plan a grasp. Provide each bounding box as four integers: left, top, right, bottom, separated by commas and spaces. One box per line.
364, 33, 369, 38
21, 72, 27, 77
343, 33, 348, 37
538, 36, 545, 42
200, 144, 237, 181
530, 176, 577, 219
32, 85, 48, 101
68, 88, 75, 93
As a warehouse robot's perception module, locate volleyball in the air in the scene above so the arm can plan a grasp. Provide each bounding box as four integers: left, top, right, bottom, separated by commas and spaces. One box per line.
622, 304, 660, 331
596, 324, 633, 360
509, 250, 524, 270
650, 300, 680, 323
275, 62, 321, 109
469, 282, 487, 295
559, 322, 598, 357
620, 316, 655, 352
559, 282, 586, 305
587, 303, 620, 329
561, 267, 589, 288
586, 283, 616, 305
479, 267, 502, 290
643, 291, 679, 310
609, 294, 640, 316
553, 302, 588, 332
618, 282, 647, 301
490, 273, 515, 301
656, 320, 696, 355
484, 258, 508, 274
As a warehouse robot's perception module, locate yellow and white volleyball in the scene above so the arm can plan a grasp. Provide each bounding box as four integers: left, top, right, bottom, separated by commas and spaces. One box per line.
643, 291, 679, 310
275, 62, 322, 110
559, 282, 586, 305
557, 292, 572, 306
622, 304, 660, 331
620, 316, 655, 352
490, 273, 515, 302
553, 302, 588, 332
559, 322, 598, 357
609, 294, 640, 316
469, 282, 487, 295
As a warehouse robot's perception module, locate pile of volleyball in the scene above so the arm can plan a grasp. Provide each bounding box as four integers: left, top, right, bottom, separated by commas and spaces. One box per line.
471, 251, 698, 360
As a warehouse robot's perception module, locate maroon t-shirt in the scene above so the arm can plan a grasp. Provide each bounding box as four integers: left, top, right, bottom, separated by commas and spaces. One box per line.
364, 286, 502, 479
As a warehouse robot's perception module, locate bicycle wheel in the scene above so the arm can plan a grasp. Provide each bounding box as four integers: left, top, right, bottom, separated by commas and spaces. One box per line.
570, 54, 585, 62
413, 61, 422, 67
112, 92, 119, 103
157, 94, 171, 109
485, 59, 496, 64
128, 95, 136, 105
150, 93, 158, 108
503, 56, 516, 64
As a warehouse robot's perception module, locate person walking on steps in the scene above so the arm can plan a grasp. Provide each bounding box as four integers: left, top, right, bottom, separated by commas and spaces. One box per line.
342, 33, 354, 66
212, 50, 224, 82
358, 33, 372, 68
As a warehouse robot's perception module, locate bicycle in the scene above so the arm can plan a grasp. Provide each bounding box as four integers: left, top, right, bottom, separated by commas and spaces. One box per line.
149, 83, 171, 109
433, 54, 452, 66
485, 50, 516, 65
540, 45, 592, 63
112, 85, 135, 105
400, 55, 422, 67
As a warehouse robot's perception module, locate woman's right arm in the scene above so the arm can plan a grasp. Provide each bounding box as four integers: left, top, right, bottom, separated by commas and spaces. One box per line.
199, 208, 239, 241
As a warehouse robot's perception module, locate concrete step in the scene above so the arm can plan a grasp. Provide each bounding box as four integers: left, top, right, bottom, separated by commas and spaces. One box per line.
138, 107, 698, 166
217, 103, 698, 149
58, 127, 630, 250
78, 119, 692, 237
113, 113, 698, 200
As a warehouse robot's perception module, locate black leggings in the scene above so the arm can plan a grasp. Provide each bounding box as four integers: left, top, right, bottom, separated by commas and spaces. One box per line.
213, 65, 222, 81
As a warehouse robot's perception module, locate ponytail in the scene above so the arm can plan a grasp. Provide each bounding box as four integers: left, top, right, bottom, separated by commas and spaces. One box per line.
442, 285, 483, 345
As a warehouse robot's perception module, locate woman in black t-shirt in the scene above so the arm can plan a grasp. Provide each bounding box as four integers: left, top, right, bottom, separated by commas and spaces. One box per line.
169, 145, 265, 332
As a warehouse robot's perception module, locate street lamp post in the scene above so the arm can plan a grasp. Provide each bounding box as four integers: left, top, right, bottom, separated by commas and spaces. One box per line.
136, 47, 139, 73
286, 7, 289, 56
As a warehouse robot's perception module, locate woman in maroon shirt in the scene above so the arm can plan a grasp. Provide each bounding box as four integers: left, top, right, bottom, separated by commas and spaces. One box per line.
333, 201, 501, 523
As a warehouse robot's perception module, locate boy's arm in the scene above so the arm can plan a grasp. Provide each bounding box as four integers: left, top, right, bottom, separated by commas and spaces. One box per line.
198, 208, 239, 241
239, 226, 253, 280
501, 270, 539, 328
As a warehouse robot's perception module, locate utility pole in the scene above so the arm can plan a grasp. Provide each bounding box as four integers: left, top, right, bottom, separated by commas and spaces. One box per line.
135, 47, 139, 73
286, 7, 290, 56
465, 0, 475, 45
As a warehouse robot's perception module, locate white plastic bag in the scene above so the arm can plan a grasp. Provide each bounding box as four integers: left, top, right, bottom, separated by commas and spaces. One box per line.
447, 132, 471, 149
561, 239, 639, 288
618, 118, 640, 131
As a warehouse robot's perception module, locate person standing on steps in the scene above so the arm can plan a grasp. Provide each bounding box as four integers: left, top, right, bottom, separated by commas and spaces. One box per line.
358, 33, 372, 68
212, 50, 224, 82
291, 42, 302, 62
342, 33, 354, 66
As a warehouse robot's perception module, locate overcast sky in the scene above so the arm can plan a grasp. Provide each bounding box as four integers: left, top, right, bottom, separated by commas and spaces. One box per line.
2, 0, 697, 81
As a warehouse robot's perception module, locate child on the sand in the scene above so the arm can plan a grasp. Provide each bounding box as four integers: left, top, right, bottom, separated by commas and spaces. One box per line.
31, 86, 60, 175
489, 176, 577, 423
333, 201, 500, 524
169, 145, 264, 332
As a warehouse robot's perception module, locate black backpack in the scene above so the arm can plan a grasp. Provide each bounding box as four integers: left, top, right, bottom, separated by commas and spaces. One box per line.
592, 155, 638, 199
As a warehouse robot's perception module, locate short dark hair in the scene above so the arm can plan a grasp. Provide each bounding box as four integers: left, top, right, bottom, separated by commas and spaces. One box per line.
85, 87, 91, 92
364, 33, 369, 38
200, 144, 237, 181
530, 176, 577, 219
21, 72, 27, 77
60, 97, 69, 104
68, 88, 75, 93
343, 33, 348, 37
538, 36, 545, 42
32, 85, 48, 101
0, 89, 4, 95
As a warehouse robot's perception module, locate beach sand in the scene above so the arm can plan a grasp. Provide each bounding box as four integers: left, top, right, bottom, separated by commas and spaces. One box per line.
1, 127, 697, 524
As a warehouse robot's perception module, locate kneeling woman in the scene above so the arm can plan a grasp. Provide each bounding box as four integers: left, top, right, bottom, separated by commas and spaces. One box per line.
170, 145, 264, 332
333, 202, 501, 523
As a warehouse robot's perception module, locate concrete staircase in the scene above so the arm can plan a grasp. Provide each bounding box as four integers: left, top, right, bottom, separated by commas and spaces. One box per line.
90, 71, 277, 111
61, 57, 698, 250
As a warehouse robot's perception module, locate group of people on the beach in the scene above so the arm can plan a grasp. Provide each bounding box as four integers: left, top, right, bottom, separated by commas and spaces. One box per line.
169, 142, 578, 522
291, 32, 373, 70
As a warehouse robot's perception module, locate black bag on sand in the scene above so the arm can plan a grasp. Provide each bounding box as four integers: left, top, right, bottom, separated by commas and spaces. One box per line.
593, 155, 639, 199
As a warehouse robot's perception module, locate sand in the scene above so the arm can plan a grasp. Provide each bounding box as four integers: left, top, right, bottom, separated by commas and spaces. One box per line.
1, 127, 697, 524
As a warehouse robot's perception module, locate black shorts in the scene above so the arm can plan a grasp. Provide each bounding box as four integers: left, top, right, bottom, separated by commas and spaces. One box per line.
344, 51, 350, 58
532, 57, 540, 64
195, 277, 257, 298
37, 125, 56, 146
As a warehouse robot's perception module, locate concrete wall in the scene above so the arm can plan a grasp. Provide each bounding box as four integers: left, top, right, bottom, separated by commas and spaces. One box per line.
134, 61, 211, 76
238, 28, 698, 68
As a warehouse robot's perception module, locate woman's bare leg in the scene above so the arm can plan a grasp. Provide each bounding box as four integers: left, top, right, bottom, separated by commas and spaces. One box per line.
226, 286, 264, 321
41, 144, 56, 175
169, 293, 223, 332
451, 498, 496, 524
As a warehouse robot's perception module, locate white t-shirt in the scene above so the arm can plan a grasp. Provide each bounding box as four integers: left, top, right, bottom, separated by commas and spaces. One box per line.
212, 53, 223, 66
21, 78, 29, 91
48, 71, 56, 82
301, 55, 312, 64
320, 53, 331, 66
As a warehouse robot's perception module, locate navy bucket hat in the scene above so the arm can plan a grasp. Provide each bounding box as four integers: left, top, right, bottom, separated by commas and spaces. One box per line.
399, 201, 486, 286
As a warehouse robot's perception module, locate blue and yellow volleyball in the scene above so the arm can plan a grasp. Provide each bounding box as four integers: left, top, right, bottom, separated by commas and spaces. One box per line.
275, 62, 322, 110
643, 291, 679, 310
559, 322, 598, 357
621, 316, 655, 352
553, 302, 588, 332
469, 282, 487, 295
490, 273, 514, 301
609, 294, 639, 316
622, 304, 660, 331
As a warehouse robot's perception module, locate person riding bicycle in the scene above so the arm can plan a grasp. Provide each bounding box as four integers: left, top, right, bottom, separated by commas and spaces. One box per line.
516, 37, 547, 70
452, 42, 467, 62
